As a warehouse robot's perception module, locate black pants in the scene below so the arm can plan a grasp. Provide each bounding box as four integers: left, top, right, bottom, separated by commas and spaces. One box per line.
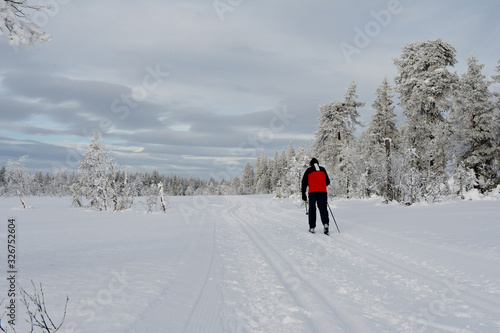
308, 192, 329, 229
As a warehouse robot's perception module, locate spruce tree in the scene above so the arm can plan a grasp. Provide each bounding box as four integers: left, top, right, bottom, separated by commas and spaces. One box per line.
240, 162, 255, 195
273, 148, 288, 197
359, 77, 398, 199
367, 77, 399, 147
255, 150, 271, 194
283, 142, 296, 194
492, 59, 500, 188
270, 149, 281, 191
451, 54, 496, 192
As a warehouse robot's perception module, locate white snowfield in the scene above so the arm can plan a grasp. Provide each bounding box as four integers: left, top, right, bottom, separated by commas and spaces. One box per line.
1, 193, 500, 333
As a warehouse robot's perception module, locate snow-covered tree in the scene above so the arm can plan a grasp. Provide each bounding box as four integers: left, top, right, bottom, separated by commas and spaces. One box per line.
240, 162, 255, 195
336, 144, 360, 198
73, 133, 115, 210
6, 155, 28, 208
206, 176, 218, 195
450, 54, 496, 192
184, 177, 196, 196
447, 156, 477, 199
31, 170, 43, 195
280, 142, 296, 192
314, 82, 364, 168
0, 165, 7, 194
144, 182, 167, 213
46, 170, 75, 197
0, 0, 51, 46
269, 149, 281, 191
116, 169, 135, 210
254, 150, 271, 194
158, 182, 167, 212
286, 145, 309, 198
491, 59, 500, 188
394, 39, 458, 173
359, 77, 399, 199
365, 77, 399, 147
271, 148, 288, 197
230, 176, 241, 195
314, 81, 364, 196
393, 148, 425, 204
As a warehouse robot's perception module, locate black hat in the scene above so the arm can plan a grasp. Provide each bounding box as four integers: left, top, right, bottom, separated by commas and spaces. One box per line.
310, 158, 319, 166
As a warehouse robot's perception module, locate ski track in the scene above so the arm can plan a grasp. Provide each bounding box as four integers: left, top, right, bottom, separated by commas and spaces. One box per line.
227, 196, 500, 332
352, 222, 500, 264
181, 214, 224, 332
335, 234, 500, 328
225, 196, 376, 333
338, 232, 500, 312
126, 207, 223, 333
338, 218, 500, 307
217, 198, 314, 332
248, 198, 404, 332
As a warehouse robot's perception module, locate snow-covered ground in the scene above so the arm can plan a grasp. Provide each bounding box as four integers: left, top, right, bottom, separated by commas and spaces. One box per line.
1, 193, 500, 332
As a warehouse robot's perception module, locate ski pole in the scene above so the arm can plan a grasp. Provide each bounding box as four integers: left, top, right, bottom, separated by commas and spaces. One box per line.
327, 202, 340, 233
305, 201, 308, 215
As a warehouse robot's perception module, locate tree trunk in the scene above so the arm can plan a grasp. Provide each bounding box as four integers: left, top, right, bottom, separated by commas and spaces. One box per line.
472, 114, 476, 152
17, 190, 26, 209
159, 183, 167, 213
384, 139, 394, 202
101, 188, 108, 211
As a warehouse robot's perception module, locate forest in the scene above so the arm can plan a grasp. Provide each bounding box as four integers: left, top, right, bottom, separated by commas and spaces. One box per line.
1, 39, 499, 210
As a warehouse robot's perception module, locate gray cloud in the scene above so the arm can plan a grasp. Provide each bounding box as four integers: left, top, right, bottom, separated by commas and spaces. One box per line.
1, 0, 499, 178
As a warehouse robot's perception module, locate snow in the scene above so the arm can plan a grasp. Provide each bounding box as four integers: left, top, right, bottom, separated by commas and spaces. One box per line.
1, 194, 499, 332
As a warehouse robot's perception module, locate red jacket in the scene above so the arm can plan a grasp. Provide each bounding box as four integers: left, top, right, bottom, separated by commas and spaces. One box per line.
301, 164, 330, 193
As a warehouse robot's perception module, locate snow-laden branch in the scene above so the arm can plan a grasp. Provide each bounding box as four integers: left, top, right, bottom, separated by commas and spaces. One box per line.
0, 0, 51, 46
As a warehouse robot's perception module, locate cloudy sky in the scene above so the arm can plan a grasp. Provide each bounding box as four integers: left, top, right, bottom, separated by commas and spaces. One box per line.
1, 0, 499, 179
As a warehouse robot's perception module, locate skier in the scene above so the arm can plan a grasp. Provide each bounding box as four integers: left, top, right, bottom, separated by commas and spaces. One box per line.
301, 158, 331, 234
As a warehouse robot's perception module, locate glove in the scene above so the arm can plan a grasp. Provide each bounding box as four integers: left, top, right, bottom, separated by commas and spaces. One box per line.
302, 193, 307, 202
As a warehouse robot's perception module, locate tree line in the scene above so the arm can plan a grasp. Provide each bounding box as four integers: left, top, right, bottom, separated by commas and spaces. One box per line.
1, 40, 499, 209
0, 148, 229, 211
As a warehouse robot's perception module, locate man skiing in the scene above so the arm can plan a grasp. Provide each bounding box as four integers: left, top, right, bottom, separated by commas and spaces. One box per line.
301, 158, 331, 234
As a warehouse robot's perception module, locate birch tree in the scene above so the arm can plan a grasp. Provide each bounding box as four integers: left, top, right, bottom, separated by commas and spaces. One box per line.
6, 155, 28, 208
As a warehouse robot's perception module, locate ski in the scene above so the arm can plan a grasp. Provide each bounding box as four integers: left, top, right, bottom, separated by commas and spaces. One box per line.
308, 231, 329, 236
308, 228, 331, 235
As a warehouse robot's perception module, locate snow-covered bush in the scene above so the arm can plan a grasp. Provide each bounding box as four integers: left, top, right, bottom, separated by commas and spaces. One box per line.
143, 182, 168, 213
6, 155, 29, 208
